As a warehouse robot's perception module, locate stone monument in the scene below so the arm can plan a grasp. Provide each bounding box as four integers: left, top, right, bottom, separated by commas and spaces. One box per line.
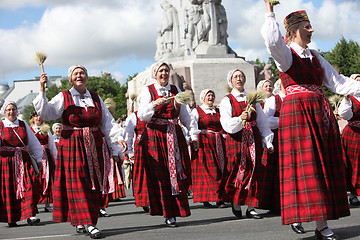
128, 0, 258, 113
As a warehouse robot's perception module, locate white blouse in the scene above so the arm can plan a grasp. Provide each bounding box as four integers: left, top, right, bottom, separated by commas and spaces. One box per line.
338, 96, 360, 120
219, 89, 274, 149
124, 112, 137, 156
261, 12, 360, 97
31, 125, 58, 162
1, 118, 43, 162
137, 82, 200, 140
263, 91, 286, 130
32, 87, 124, 143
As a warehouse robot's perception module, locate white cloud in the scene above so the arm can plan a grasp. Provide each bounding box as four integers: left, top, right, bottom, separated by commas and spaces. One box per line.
0, 0, 359, 83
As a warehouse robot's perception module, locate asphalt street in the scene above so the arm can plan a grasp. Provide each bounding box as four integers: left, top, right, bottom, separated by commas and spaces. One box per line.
1, 189, 360, 240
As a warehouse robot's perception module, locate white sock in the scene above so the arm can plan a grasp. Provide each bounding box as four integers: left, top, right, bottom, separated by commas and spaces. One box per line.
29, 216, 38, 220
87, 225, 100, 233
233, 204, 241, 211
292, 222, 301, 227
316, 220, 334, 236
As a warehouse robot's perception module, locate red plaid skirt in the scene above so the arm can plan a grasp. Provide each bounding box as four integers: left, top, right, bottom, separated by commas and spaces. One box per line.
38, 149, 55, 204
0, 151, 39, 223
342, 124, 360, 195
110, 160, 126, 200
52, 129, 105, 226
220, 127, 268, 208
135, 122, 191, 218
191, 132, 224, 203
279, 91, 350, 225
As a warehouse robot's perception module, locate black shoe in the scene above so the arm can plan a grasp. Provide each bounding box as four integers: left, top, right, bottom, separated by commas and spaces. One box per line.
99, 208, 110, 217
27, 217, 40, 225
216, 201, 226, 208
142, 206, 150, 213
87, 226, 102, 239
8, 222, 18, 228
76, 225, 86, 234
203, 202, 213, 208
231, 204, 242, 219
164, 219, 178, 228
315, 228, 340, 240
246, 209, 263, 219
349, 196, 360, 206
44, 206, 52, 212
291, 223, 306, 234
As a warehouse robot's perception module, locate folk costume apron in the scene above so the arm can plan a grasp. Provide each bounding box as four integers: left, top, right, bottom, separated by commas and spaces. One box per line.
342, 96, 360, 196
0, 120, 39, 223
136, 84, 191, 218
192, 107, 225, 203
278, 48, 350, 224
52, 90, 111, 226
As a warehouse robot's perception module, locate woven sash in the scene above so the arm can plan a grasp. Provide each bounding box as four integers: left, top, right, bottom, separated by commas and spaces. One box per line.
200, 129, 225, 172
234, 121, 256, 190
347, 120, 360, 128
286, 84, 336, 135
62, 125, 113, 194
0, 145, 27, 199
41, 144, 49, 195
151, 118, 186, 195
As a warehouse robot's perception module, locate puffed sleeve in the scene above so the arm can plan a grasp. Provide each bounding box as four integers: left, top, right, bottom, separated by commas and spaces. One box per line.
219, 97, 243, 134
47, 131, 58, 163
98, 95, 124, 143
263, 95, 279, 130
137, 87, 156, 122
255, 103, 274, 149
179, 104, 200, 141
25, 122, 43, 162
124, 113, 137, 156
32, 92, 64, 121
338, 97, 353, 120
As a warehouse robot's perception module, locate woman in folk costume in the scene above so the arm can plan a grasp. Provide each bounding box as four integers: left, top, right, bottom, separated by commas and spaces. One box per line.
33, 65, 126, 239
0, 101, 43, 227
262, 79, 293, 225
52, 123, 62, 150
338, 74, 360, 207
257, 79, 274, 105
136, 61, 199, 227
219, 69, 274, 220
125, 110, 150, 213
190, 89, 226, 208
261, 1, 360, 239
30, 112, 57, 213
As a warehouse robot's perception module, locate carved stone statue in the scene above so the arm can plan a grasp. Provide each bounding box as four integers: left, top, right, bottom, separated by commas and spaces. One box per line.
155, 0, 230, 59
258, 63, 275, 82
160, 0, 179, 58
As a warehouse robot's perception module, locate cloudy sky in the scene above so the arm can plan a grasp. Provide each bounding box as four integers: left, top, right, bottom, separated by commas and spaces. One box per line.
0, 0, 359, 86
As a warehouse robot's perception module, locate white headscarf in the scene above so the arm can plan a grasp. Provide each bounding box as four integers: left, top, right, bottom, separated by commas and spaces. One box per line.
150, 61, 170, 79
350, 74, 360, 80
0, 101, 17, 116
256, 79, 273, 91
52, 123, 62, 132
227, 69, 245, 88
199, 89, 215, 104
68, 64, 88, 81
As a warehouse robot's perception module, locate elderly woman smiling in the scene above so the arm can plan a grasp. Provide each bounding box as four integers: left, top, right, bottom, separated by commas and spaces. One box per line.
0, 101, 43, 228
33, 65, 126, 239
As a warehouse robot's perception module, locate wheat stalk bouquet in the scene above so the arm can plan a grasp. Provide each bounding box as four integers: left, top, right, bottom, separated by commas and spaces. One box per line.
242, 91, 265, 126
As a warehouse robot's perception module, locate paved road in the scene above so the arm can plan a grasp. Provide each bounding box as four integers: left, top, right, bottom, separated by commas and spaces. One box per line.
1, 189, 360, 240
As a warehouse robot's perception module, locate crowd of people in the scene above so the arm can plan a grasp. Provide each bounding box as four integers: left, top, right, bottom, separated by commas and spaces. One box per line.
1, 1, 360, 240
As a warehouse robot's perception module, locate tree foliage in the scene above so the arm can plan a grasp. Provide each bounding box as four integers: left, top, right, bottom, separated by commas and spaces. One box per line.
323, 36, 360, 77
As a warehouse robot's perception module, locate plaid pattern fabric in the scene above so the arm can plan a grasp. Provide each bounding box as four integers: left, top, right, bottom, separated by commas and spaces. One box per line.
342, 96, 360, 195
134, 84, 191, 218
133, 112, 150, 207
110, 160, 126, 200
219, 94, 266, 208
191, 107, 224, 203
0, 121, 39, 223
52, 90, 106, 226
33, 131, 55, 204
279, 52, 350, 225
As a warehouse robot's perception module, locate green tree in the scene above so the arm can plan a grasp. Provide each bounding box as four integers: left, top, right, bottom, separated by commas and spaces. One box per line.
323, 36, 360, 76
